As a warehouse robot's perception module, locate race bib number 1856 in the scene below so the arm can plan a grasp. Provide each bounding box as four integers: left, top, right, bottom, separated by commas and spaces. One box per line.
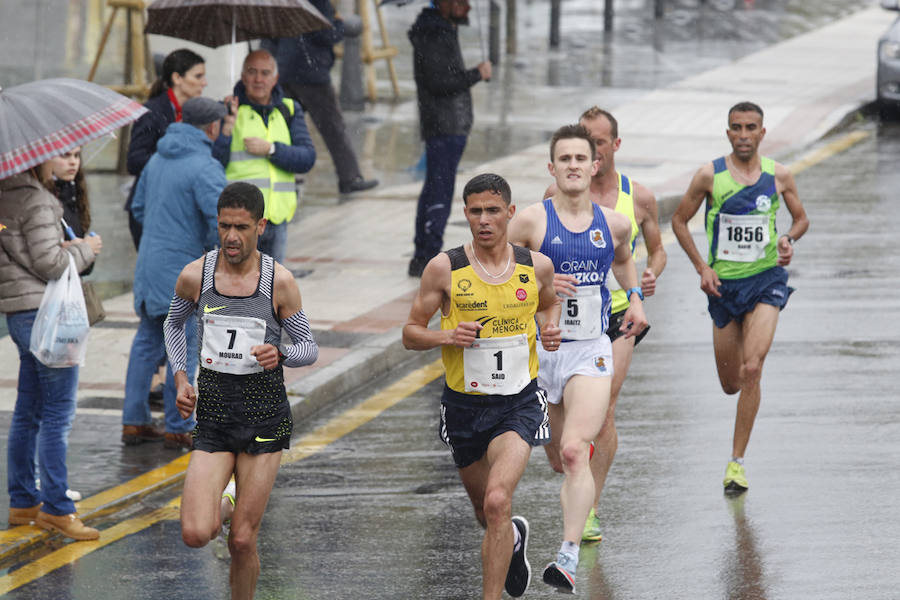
717, 213, 769, 263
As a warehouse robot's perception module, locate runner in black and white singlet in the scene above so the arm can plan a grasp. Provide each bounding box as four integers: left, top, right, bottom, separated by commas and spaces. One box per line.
163, 182, 318, 600
193, 249, 292, 453
509, 124, 647, 594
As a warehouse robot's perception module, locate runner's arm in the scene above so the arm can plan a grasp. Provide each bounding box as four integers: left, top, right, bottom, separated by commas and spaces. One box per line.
774, 163, 809, 266
634, 181, 667, 297
532, 251, 562, 350
164, 259, 203, 419
164, 259, 203, 374
402, 254, 481, 349
268, 263, 318, 368
672, 164, 721, 297
609, 219, 648, 338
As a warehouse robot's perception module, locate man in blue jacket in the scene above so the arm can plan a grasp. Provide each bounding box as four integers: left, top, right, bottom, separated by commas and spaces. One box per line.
123, 97, 228, 450
262, 0, 378, 196
213, 49, 317, 264
407, 0, 492, 277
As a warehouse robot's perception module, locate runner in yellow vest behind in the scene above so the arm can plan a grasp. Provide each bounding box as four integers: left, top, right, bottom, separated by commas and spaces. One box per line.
214, 50, 317, 264
543, 107, 667, 542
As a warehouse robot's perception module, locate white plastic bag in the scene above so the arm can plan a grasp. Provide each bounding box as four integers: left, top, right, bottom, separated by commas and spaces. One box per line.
29, 253, 90, 367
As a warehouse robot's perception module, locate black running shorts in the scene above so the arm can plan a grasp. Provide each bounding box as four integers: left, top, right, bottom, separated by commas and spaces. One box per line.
439, 379, 550, 469
193, 366, 292, 454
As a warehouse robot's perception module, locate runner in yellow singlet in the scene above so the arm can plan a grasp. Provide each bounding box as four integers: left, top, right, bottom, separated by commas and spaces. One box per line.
543, 107, 667, 542
672, 102, 809, 495
403, 173, 561, 600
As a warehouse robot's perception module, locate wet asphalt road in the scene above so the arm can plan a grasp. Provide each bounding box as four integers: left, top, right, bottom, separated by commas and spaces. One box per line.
4, 119, 898, 599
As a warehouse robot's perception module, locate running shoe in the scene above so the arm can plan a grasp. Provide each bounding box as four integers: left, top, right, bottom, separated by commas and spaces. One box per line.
222, 479, 236, 508
542, 551, 577, 594
723, 461, 749, 495
581, 508, 603, 543
505, 516, 532, 597
214, 479, 236, 560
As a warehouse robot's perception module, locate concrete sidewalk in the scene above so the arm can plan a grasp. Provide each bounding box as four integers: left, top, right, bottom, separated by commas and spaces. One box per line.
0, 4, 892, 556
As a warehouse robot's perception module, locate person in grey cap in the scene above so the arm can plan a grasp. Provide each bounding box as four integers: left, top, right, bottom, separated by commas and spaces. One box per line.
122, 96, 229, 451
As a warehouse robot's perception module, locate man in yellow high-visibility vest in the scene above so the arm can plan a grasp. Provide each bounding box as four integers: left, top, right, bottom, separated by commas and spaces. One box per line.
214, 49, 316, 264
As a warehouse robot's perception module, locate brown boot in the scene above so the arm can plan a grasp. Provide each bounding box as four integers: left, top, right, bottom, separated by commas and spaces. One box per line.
8, 503, 41, 526
35, 511, 99, 541
164, 432, 193, 450
122, 424, 164, 445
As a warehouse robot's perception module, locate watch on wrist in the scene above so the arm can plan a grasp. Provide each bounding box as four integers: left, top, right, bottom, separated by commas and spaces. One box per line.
783, 234, 795, 246
267, 142, 276, 156
626, 286, 644, 302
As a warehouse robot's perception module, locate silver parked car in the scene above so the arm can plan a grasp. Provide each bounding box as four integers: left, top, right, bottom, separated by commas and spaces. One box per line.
878, 0, 900, 116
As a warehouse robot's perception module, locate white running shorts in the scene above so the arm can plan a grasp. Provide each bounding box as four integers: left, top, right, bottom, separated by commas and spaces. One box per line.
537, 336, 613, 405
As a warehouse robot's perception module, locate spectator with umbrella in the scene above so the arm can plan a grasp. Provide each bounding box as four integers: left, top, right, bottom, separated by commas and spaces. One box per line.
0, 78, 145, 541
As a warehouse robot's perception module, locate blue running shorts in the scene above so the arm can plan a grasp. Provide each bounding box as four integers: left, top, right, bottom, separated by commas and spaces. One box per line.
707, 266, 794, 329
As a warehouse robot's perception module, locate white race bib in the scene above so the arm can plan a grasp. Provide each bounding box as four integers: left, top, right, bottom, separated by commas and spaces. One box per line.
463, 334, 530, 395
200, 314, 267, 375
559, 285, 605, 340
717, 213, 769, 263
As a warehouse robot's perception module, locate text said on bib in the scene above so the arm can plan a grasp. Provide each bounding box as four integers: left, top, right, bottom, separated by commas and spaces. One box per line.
463, 334, 530, 395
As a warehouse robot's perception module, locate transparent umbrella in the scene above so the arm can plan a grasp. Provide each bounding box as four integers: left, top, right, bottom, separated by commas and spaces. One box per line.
0, 78, 147, 180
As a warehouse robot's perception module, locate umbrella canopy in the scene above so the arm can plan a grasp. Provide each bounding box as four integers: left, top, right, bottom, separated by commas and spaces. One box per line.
0, 78, 147, 180
145, 0, 332, 48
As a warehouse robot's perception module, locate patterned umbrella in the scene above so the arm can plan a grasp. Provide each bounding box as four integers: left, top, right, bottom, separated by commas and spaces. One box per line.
145, 0, 331, 48
0, 78, 147, 180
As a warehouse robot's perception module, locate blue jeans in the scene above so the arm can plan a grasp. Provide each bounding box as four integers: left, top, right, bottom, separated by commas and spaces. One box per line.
414, 135, 468, 260
258, 220, 287, 264
123, 305, 197, 434
6, 310, 77, 516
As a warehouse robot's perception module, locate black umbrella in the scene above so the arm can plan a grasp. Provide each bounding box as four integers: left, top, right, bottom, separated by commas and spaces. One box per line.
145, 0, 332, 79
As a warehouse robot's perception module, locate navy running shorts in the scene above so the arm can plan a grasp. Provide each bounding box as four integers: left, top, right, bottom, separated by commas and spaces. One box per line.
606, 309, 650, 345
440, 379, 550, 469
193, 367, 292, 454
707, 266, 794, 329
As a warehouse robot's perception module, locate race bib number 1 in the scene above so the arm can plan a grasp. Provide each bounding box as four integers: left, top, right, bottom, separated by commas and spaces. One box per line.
201, 314, 267, 375
717, 213, 769, 263
463, 334, 530, 395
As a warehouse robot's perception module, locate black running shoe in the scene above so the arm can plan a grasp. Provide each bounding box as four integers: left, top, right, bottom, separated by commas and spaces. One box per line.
505, 516, 531, 597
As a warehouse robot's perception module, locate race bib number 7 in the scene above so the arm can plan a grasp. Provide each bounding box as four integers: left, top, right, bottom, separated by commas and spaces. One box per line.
463, 334, 530, 395
201, 314, 267, 375
717, 213, 769, 263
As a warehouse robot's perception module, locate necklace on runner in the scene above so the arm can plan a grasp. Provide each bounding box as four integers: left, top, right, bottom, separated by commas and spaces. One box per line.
470, 243, 511, 279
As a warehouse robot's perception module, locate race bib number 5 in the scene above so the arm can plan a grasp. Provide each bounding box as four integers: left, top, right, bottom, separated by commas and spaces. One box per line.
463, 334, 530, 395
201, 314, 267, 375
717, 213, 769, 263
559, 285, 605, 340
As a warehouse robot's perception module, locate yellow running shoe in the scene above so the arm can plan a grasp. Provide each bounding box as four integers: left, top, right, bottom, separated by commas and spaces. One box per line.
581, 508, 603, 543
723, 461, 748, 495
